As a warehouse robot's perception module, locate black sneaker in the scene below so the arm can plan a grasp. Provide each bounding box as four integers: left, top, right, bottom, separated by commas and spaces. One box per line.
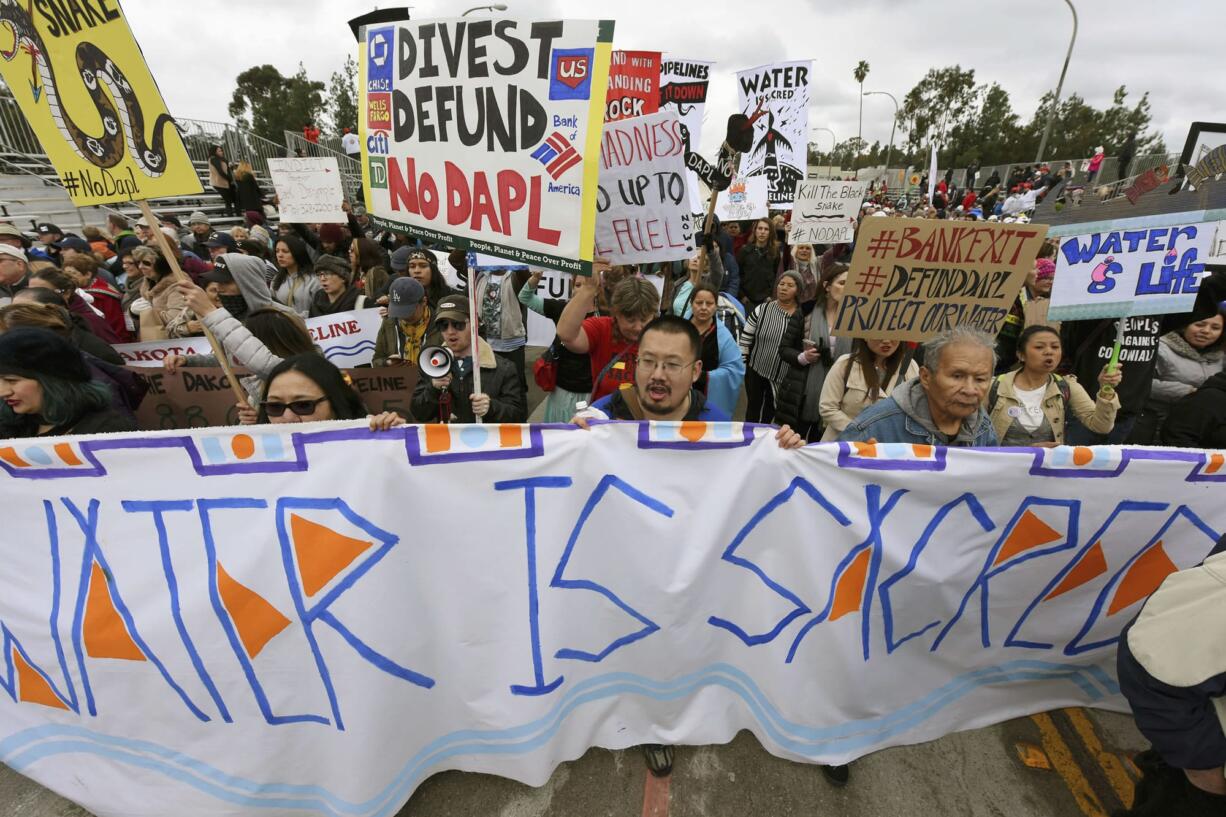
642, 744, 673, 777
821, 764, 850, 787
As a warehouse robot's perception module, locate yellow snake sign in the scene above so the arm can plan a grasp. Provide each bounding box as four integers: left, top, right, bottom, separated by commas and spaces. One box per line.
0, 0, 201, 206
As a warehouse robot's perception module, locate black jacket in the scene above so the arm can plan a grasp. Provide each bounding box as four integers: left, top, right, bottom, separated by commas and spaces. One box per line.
1160, 371, 1226, 449
1, 407, 135, 439
235, 174, 265, 213
308, 286, 371, 318
410, 339, 526, 423
768, 310, 820, 428
737, 244, 778, 306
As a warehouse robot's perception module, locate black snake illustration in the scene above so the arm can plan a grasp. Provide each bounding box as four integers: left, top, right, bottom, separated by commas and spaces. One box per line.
0, 0, 172, 176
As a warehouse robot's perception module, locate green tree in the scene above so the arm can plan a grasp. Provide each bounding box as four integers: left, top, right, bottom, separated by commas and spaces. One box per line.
945, 83, 1021, 166
325, 56, 359, 137
853, 60, 870, 167
897, 66, 979, 163
228, 63, 326, 145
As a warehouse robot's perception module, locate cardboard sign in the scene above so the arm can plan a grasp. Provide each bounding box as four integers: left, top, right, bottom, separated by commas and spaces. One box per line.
789, 181, 868, 244
3, 423, 1223, 817
267, 158, 347, 223
715, 175, 769, 223
594, 110, 696, 265
0, 0, 201, 206
114, 308, 384, 367
605, 50, 660, 122
1048, 217, 1211, 321
359, 18, 613, 275
736, 60, 811, 209
131, 366, 419, 429
834, 217, 1048, 341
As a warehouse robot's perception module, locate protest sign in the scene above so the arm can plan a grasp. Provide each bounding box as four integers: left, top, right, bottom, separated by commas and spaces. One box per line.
789, 180, 868, 244
1208, 220, 1226, 263
715, 175, 768, 223
132, 367, 419, 430
359, 18, 612, 274
2, 422, 1223, 817
0, 1, 201, 206
267, 158, 347, 222
659, 56, 712, 210
834, 217, 1048, 341
114, 308, 384, 367
736, 60, 811, 209
594, 110, 696, 265
1047, 215, 1211, 321
605, 50, 660, 122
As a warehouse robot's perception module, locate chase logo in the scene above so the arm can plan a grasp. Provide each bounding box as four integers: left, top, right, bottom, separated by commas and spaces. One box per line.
369, 157, 387, 190
367, 130, 390, 155
366, 26, 393, 92
549, 48, 593, 101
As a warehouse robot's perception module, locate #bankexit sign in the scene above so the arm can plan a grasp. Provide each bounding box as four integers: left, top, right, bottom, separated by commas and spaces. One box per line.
360, 18, 613, 274
1, 422, 1224, 817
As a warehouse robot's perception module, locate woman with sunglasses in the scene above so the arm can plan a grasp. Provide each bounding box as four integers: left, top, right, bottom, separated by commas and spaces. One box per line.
252, 354, 403, 431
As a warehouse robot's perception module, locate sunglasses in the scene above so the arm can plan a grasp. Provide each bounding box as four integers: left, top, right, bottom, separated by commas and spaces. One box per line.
137, 259, 156, 267
261, 396, 328, 417
436, 319, 468, 331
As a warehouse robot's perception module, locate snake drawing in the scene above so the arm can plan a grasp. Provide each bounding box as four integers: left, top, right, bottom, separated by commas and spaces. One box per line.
0, 0, 172, 177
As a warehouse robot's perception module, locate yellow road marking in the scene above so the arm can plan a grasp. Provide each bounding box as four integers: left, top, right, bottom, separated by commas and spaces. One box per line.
1064, 708, 1135, 808
1030, 713, 1107, 816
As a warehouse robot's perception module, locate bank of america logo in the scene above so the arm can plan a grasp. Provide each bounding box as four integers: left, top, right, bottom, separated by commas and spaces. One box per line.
530, 132, 582, 179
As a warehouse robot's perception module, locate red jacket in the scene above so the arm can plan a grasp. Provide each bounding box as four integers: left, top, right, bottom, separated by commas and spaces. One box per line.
84, 277, 130, 342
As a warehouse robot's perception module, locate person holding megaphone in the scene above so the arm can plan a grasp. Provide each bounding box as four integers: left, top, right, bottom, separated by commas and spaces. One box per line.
410, 294, 526, 424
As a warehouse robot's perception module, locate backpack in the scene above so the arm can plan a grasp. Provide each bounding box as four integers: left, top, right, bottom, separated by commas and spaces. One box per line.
988, 373, 1070, 417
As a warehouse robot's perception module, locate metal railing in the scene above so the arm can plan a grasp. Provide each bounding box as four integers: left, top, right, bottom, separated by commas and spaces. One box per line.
0, 155, 125, 230
283, 130, 363, 202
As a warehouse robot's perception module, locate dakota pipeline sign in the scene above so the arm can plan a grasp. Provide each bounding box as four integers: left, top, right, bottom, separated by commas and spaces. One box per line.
360, 18, 613, 274
1, 422, 1223, 816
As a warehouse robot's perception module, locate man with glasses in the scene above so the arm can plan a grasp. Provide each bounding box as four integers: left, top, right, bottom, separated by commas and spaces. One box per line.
0, 244, 29, 305
410, 294, 526, 423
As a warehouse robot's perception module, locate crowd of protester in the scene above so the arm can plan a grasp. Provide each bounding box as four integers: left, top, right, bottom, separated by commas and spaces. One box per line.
0, 176, 1224, 815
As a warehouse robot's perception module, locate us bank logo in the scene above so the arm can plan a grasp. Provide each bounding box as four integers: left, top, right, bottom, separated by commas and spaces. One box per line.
549, 48, 593, 100
367, 26, 393, 93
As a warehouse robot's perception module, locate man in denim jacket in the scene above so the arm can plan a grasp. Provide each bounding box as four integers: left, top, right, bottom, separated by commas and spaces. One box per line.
839, 326, 999, 447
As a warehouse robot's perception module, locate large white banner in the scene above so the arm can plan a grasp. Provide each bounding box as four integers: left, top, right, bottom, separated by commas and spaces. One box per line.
1048, 214, 1212, 321
2, 425, 1224, 815
360, 18, 613, 274
595, 110, 696, 264
659, 56, 713, 213
114, 308, 383, 367
736, 60, 811, 209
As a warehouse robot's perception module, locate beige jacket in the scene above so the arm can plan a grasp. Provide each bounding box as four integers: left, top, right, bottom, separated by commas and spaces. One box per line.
139, 274, 195, 340
987, 370, 1118, 445
819, 354, 920, 441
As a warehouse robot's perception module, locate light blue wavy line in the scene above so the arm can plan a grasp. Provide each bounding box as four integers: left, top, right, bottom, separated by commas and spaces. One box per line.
323, 341, 377, 355
1, 659, 1111, 817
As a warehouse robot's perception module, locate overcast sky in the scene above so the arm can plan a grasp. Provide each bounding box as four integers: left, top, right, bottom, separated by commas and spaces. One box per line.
126, 0, 1214, 160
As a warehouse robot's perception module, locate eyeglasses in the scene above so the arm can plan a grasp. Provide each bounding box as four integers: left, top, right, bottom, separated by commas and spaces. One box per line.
137, 259, 155, 267
261, 396, 328, 417
636, 356, 695, 376
437, 319, 468, 331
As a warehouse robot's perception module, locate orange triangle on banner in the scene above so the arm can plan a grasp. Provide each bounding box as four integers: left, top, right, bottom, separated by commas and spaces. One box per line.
993, 510, 1064, 567
12, 648, 68, 710
830, 549, 872, 622
83, 562, 146, 661
1108, 542, 1178, 616
290, 514, 373, 597
1045, 542, 1108, 601
217, 562, 292, 658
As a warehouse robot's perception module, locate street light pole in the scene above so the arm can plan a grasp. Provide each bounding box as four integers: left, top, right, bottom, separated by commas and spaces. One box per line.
863, 91, 899, 173
1035, 0, 1078, 163
812, 127, 836, 178
462, 4, 508, 15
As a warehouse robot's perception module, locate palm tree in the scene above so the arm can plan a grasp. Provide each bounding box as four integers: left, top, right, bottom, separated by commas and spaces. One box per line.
853, 60, 870, 170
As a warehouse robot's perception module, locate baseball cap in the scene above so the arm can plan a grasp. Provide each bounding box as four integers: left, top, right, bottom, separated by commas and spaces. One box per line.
387, 277, 425, 319
390, 246, 413, 272
0, 244, 27, 261
205, 232, 238, 251
54, 235, 91, 252
202, 255, 234, 284
135, 217, 150, 228
0, 223, 30, 247
433, 295, 470, 325
36, 222, 61, 235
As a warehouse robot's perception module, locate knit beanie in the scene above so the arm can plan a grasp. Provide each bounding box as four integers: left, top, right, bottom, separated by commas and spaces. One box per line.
0, 327, 90, 383
1035, 258, 1056, 280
